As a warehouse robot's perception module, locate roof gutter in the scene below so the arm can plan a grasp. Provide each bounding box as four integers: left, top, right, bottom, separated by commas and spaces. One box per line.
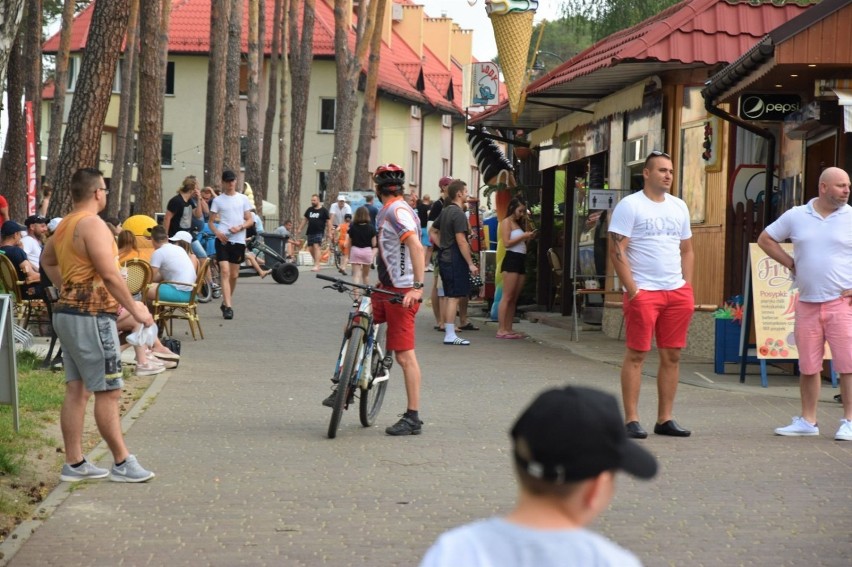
701, 36, 777, 227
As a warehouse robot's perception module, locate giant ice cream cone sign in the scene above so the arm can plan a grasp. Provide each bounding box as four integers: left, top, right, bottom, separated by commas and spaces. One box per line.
486, 1, 537, 122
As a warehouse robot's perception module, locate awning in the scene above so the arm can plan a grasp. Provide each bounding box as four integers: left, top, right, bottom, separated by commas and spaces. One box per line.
528, 79, 648, 148
833, 89, 852, 133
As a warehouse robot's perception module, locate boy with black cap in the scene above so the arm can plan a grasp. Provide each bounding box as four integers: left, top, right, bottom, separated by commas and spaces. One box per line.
420, 386, 657, 566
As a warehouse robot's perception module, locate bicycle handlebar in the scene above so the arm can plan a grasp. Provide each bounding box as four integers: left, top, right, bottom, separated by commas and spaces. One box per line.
316, 274, 420, 302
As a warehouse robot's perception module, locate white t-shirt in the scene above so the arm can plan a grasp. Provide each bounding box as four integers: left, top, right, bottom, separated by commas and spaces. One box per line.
329, 202, 352, 226
420, 518, 643, 567
608, 191, 692, 291
211, 193, 252, 244
20, 234, 42, 269
150, 243, 197, 292
764, 199, 852, 303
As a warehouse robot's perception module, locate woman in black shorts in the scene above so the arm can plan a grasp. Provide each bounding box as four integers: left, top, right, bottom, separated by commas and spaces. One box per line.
497, 198, 536, 339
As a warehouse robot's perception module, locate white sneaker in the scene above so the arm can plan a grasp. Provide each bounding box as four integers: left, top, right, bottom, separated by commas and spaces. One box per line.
110, 455, 155, 483
135, 362, 165, 377
775, 416, 819, 436
835, 419, 852, 441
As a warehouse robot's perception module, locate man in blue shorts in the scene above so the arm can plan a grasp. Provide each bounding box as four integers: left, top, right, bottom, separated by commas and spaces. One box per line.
434, 180, 479, 346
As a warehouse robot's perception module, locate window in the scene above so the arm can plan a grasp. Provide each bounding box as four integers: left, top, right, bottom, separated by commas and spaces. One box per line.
318, 171, 330, 202
165, 61, 175, 95
66, 56, 78, 91
442, 114, 452, 127
320, 98, 336, 132
240, 136, 247, 169
112, 64, 122, 93
161, 134, 173, 167
409, 150, 419, 186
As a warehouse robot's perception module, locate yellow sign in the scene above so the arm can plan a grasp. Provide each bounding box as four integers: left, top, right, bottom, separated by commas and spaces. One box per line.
749, 243, 831, 360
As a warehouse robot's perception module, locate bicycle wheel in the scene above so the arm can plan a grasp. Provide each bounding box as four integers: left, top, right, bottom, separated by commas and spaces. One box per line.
360, 324, 389, 427
197, 281, 212, 303
328, 327, 365, 439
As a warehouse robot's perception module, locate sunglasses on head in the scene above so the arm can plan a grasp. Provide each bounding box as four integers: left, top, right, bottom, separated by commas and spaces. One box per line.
648, 150, 670, 158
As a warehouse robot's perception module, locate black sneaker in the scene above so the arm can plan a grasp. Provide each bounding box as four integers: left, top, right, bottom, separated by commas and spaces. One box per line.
385, 414, 423, 436
222, 305, 234, 320
322, 387, 352, 408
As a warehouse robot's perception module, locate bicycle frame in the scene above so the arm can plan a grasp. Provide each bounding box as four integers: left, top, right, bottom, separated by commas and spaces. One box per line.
332, 297, 379, 392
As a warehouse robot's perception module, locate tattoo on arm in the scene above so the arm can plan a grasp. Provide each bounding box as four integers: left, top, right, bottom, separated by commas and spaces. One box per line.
609, 233, 626, 263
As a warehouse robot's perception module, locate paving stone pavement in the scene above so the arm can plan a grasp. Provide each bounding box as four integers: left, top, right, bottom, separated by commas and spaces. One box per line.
2, 269, 850, 566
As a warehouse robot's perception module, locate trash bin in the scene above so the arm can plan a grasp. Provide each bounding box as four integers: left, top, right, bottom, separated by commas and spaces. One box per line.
260, 232, 288, 258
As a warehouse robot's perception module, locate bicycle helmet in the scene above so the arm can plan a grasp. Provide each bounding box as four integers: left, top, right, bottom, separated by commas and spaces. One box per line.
373, 164, 405, 192
122, 214, 158, 237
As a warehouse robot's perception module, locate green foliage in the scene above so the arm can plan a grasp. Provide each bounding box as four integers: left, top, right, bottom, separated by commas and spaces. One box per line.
559, 0, 683, 41
0, 352, 65, 476
529, 15, 595, 72
43, 0, 90, 23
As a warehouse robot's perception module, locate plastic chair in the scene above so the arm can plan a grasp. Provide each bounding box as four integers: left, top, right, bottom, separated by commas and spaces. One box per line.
151, 258, 210, 340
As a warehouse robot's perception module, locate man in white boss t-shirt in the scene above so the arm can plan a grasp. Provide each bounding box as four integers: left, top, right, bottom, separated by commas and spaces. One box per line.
608, 151, 694, 440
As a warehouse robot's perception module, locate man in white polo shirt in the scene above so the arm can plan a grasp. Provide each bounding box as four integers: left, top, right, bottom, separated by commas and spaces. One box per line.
758, 166, 852, 441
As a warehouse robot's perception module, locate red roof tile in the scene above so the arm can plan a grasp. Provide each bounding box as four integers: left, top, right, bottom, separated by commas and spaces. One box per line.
43, 0, 463, 113
529, 0, 815, 94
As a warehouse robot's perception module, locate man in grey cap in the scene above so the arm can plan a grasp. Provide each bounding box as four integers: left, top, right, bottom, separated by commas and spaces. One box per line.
420, 386, 657, 567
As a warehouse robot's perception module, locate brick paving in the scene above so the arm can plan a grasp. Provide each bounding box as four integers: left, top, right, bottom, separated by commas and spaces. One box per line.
2, 269, 850, 566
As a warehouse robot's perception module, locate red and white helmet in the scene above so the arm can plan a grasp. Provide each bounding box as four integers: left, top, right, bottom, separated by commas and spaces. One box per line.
373, 164, 406, 191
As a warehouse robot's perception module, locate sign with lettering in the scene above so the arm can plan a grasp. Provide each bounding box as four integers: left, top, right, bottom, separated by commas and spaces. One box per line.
748, 243, 831, 360
738, 94, 801, 121
470, 62, 500, 107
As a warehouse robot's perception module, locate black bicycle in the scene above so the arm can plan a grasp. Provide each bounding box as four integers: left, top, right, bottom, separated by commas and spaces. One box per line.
317, 274, 399, 439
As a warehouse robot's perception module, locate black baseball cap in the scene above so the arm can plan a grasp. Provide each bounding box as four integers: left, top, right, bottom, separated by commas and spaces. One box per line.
25, 215, 48, 226
0, 220, 26, 237
510, 386, 657, 483
222, 170, 237, 182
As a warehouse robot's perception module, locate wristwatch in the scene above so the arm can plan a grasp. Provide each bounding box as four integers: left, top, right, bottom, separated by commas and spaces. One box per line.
412, 281, 425, 290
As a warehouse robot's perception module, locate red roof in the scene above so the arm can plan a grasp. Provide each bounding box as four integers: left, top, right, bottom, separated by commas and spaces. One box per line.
42, 0, 463, 113
529, 0, 815, 94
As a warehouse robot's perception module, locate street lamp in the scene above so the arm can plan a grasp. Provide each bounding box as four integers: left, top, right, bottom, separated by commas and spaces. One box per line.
531, 50, 565, 73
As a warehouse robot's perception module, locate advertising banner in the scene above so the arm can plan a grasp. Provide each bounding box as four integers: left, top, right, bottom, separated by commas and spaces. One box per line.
470, 62, 500, 107
25, 102, 37, 216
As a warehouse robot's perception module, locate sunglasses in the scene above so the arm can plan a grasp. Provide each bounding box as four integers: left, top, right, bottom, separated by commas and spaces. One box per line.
644, 150, 671, 166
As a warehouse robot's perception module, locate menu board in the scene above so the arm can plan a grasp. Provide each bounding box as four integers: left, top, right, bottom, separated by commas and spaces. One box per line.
748, 243, 831, 360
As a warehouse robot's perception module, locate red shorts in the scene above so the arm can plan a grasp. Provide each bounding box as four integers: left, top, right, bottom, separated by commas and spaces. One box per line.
371, 285, 419, 352
623, 283, 694, 352
794, 298, 852, 375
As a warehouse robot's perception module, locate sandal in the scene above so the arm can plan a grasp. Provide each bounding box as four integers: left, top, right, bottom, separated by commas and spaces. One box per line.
496, 333, 523, 340
443, 337, 470, 346
458, 322, 480, 331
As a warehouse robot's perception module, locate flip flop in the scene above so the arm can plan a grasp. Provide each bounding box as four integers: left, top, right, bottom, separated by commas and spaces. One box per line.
458, 323, 480, 331
443, 337, 470, 346
496, 333, 523, 340
433, 325, 445, 332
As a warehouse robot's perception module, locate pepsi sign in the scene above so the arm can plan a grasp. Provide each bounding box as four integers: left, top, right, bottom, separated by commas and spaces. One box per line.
738, 94, 801, 121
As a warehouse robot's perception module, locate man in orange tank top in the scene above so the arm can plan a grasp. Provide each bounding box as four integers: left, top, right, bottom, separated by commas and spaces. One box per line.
42, 168, 157, 483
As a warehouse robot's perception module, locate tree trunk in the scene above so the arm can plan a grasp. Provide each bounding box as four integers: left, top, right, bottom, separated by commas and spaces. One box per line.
203, 0, 230, 188
285, 0, 315, 225
327, 0, 378, 202
44, 0, 73, 188
245, 0, 262, 208
0, 0, 25, 143
353, 0, 388, 192
120, 34, 140, 219
224, 0, 243, 175
109, 0, 140, 218
137, 0, 171, 216
49, 0, 131, 216
23, 0, 41, 202
262, 0, 283, 213
277, 0, 290, 224
0, 31, 26, 220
